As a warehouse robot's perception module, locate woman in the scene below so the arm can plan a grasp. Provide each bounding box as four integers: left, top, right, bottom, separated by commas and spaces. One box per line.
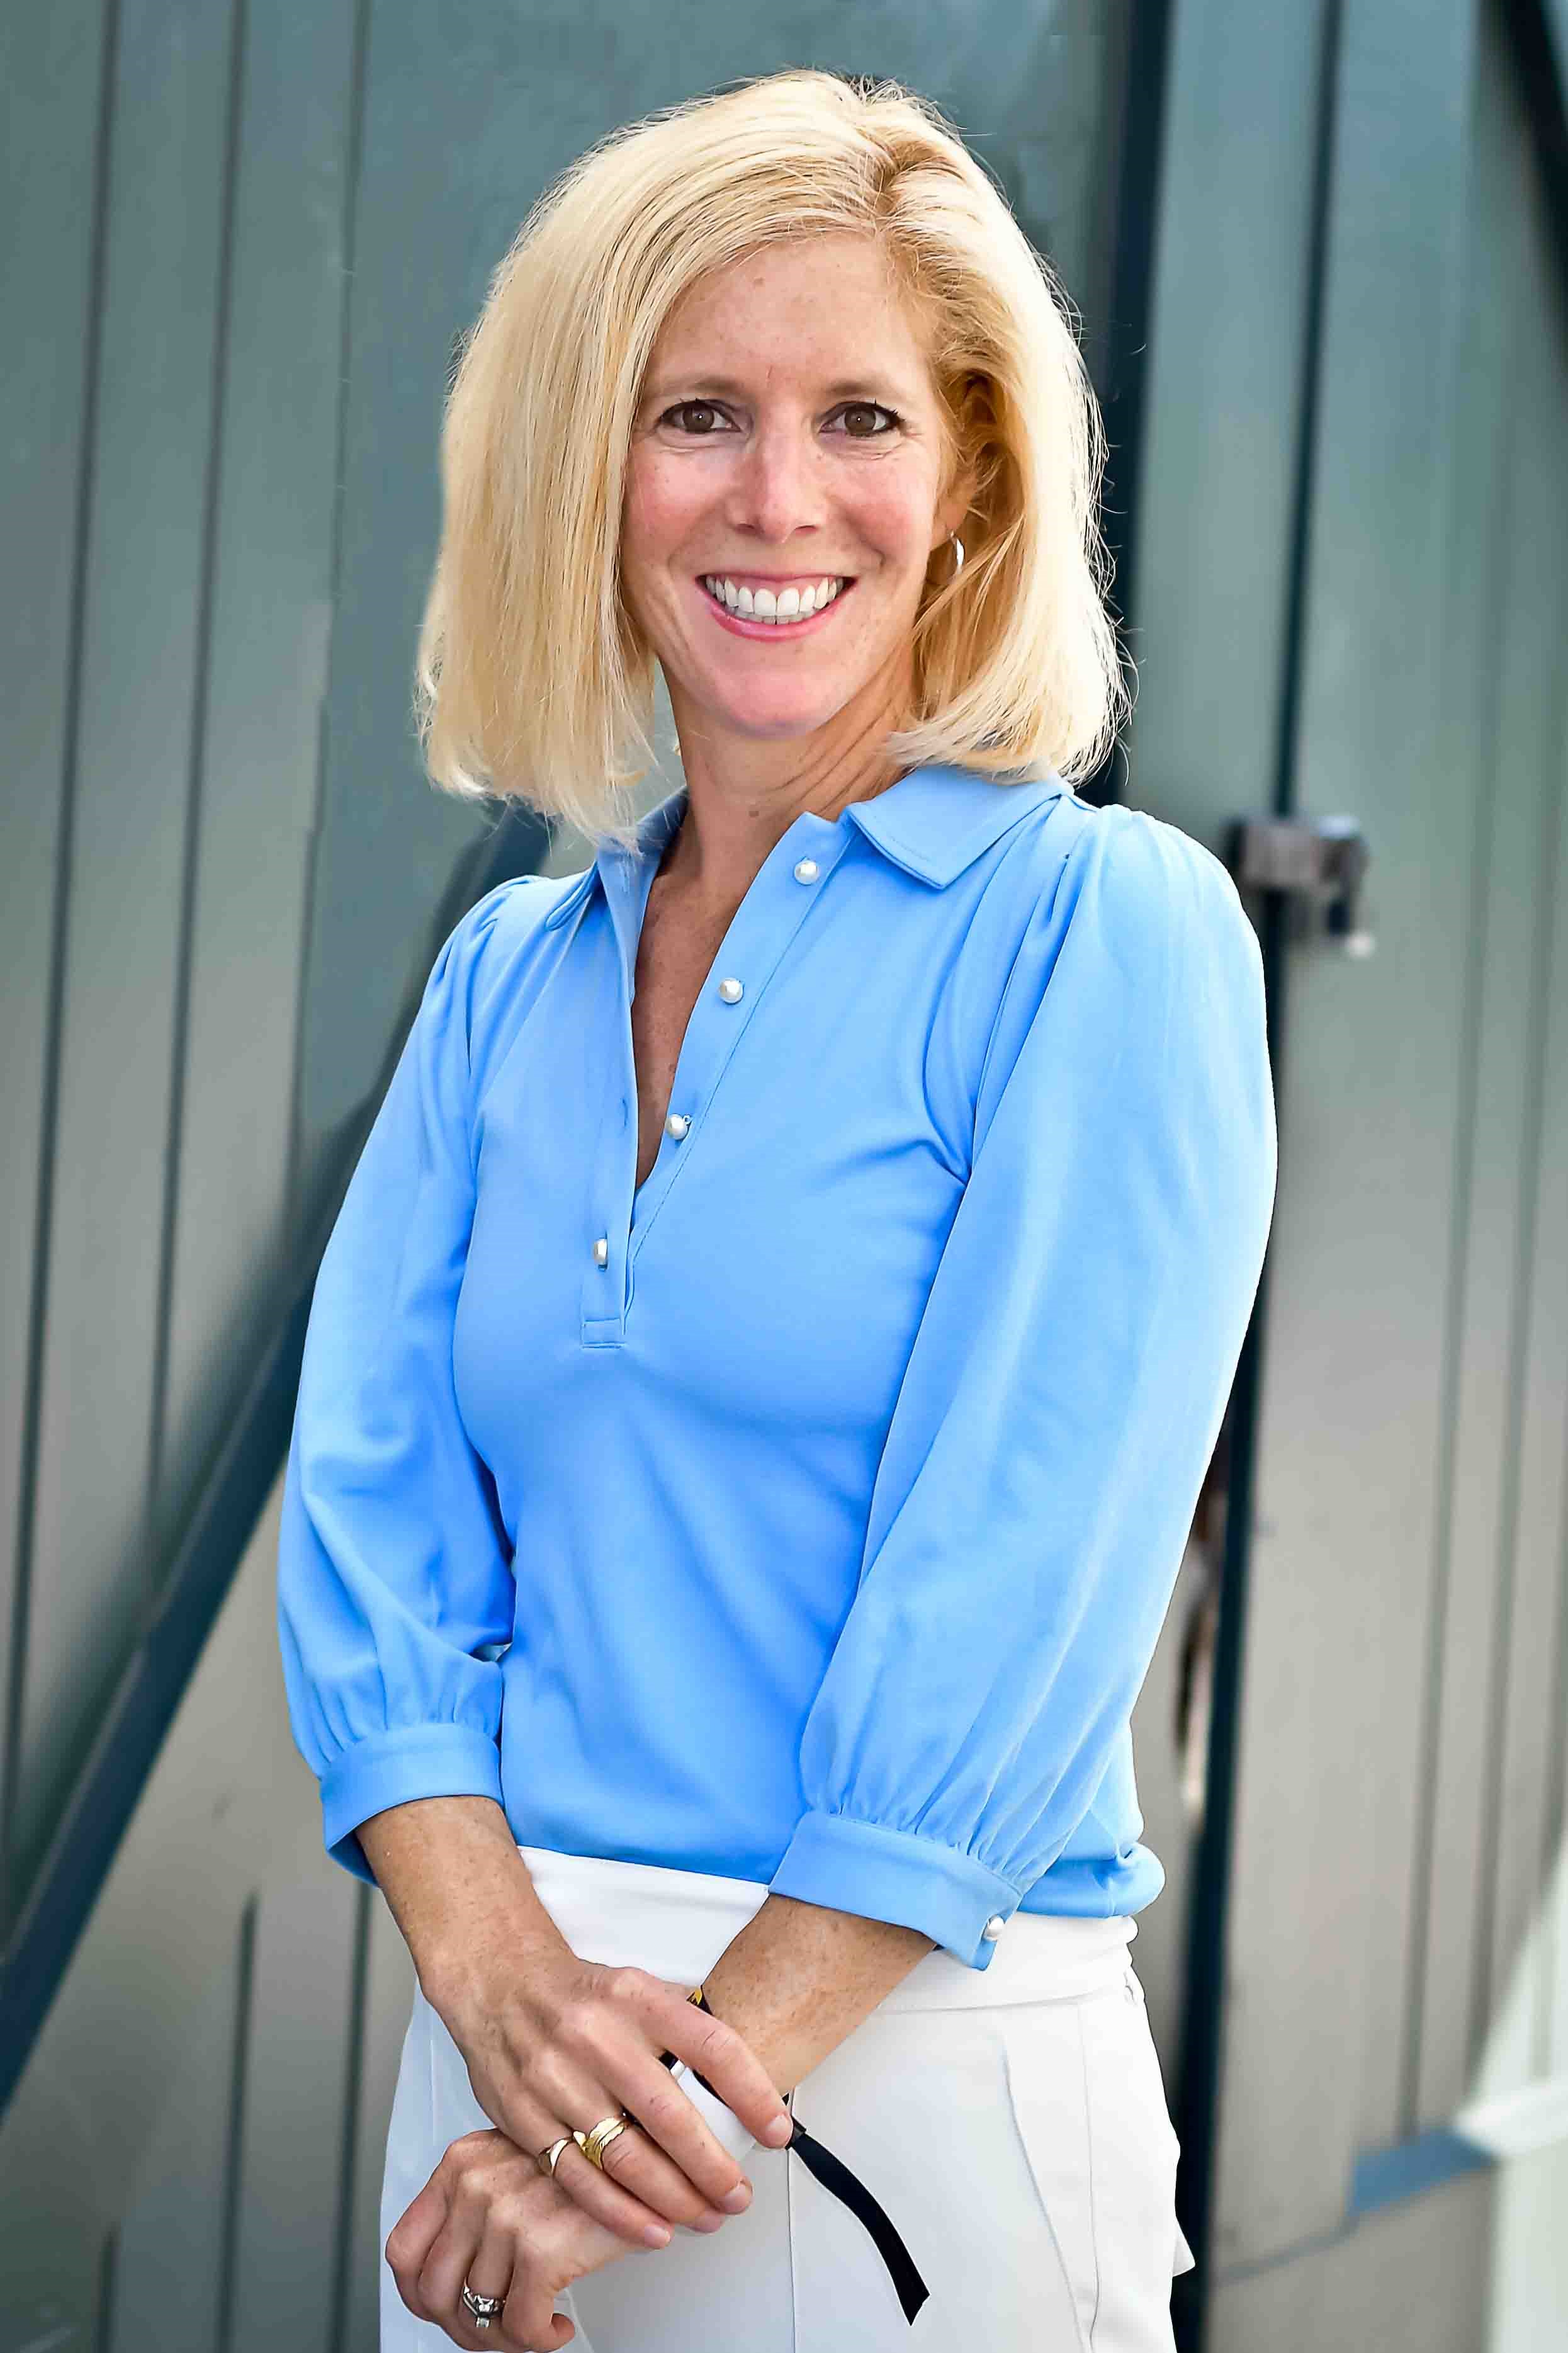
278, 67, 1276, 2353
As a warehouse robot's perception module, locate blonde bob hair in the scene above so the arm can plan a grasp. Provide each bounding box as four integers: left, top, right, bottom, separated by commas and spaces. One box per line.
415, 68, 1130, 849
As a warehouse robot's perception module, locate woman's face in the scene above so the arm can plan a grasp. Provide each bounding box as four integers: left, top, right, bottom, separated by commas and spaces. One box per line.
621, 232, 969, 755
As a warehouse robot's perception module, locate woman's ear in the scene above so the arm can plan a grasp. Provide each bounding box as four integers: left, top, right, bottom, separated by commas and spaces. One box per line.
938, 473, 977, 546
930, 463, 978, 562
930, 434, 978, 549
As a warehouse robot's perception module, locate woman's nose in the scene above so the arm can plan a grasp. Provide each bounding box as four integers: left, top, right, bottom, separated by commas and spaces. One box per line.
727, 426, 825, 543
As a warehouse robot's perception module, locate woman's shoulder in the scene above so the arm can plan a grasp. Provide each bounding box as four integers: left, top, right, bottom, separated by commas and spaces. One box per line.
431, 867, 594, 1078
998, 784, 1253, 955
451, 861, 617, 968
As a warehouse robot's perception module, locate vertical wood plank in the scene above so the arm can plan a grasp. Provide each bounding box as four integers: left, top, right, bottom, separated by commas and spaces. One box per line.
0, 0, 111, 1931
106, 1903, 251, 2353
342, 1893, 417, 2353
11, 0, 242, 1894
1120, 0, 1326, 845
1410, 9, 1539, 2135
225, 1854, 361, 2353
1468, 91, 1568, 2105
1544, 749, 1568, 2093
156, 0, 363, 1567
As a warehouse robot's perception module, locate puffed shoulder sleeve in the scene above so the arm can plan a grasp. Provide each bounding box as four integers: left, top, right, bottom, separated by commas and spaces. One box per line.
767, 805, 1278, 1966
276, 880, 520, 1881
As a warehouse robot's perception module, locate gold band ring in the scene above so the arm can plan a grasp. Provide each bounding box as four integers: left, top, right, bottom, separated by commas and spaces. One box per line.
577, 2113, 632, 2169
539, 1993, 705, 2182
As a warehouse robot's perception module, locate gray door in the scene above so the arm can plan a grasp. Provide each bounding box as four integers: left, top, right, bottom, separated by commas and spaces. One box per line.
1130, 3, 1568, 2345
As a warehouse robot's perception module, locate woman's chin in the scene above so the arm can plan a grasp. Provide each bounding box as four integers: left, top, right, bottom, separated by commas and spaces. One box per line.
697, 684, 863, 744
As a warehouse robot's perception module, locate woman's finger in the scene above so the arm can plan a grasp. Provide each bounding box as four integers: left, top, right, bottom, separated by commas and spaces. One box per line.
385, 2169, 454, 2320
417, 2219, 484, 2342
484, 2044, 735, 2242
502, 2224, 578, 2352
612, 1967, 791, 2149
581, 1975, 781, 2204
548, 1971, 769, 2210
564, 2068, 754, 2224
456, 2217, 519, 2347
415, 2140, 498, 2334
407, 2132, 606, 2348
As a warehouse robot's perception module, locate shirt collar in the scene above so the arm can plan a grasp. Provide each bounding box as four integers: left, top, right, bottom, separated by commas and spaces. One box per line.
541, 762, 1067, 930
843, 762, 1068, 885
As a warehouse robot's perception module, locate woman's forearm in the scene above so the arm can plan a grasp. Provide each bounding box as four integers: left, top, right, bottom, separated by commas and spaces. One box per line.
359, 1795, 933, 2109
697, 1894, 935, 2094
357, 1794, 573, 2014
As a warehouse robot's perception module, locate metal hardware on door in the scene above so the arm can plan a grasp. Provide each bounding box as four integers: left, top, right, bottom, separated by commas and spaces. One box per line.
1224, 814, 1375, 956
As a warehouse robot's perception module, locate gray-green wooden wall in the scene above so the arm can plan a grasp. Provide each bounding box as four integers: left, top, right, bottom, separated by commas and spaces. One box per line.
6, 0, 1567, 2347
0, 4, 1131, 2344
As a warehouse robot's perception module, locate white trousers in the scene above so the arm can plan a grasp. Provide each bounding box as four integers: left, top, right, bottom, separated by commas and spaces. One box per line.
381, 1846, 1196, 2352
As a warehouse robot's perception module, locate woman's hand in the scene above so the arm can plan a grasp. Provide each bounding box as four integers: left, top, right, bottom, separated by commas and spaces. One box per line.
386, 2126, 641, 2347
357, 1800, 791, 2250
435, 1951, 782, 2246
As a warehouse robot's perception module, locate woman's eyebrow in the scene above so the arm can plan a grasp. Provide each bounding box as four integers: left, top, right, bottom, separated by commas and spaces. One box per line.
643, 372, 919, 405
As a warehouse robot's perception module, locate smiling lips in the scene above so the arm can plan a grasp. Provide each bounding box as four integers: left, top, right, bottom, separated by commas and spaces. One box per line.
699, 574, 853, 628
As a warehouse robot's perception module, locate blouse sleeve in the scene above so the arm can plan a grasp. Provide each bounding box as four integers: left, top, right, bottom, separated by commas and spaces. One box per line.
276, 881, 520, 1882
766, 805, 1277, 1966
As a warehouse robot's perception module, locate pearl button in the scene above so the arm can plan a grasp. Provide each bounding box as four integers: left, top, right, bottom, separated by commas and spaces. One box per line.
592, 1237, 609, 1266
792, 858, 820, 883
665, 1113, 690, 1140
981, 1915, 1005, 1942
718, 977, 743, 1004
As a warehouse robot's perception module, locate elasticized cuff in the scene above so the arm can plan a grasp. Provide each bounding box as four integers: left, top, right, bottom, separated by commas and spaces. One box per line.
767, 1809, 1020, 1970
319, 1722, 505, 1882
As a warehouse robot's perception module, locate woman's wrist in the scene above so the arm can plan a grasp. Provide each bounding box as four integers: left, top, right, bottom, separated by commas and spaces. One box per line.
697, 1893, 934, 2093
356, 1793, 570, 2020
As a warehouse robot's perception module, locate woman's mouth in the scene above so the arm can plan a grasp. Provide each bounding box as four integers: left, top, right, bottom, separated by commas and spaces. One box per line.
697, 574, 855, 636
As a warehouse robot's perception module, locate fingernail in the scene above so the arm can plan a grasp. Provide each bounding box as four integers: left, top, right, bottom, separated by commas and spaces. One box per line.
642, 2224, 672, 2248
721, 2182, 752, 2212
764, 2116, 793, 2146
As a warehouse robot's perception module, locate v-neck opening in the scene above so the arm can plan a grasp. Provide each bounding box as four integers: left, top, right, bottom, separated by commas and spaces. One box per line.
614, 796, 852, 1256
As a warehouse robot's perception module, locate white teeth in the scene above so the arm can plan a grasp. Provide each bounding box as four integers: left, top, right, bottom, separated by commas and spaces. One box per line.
704, 575, 847, 621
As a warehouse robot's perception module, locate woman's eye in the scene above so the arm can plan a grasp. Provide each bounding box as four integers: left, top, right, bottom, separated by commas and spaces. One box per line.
834, 402, 899, 438
664, 401, 731, 434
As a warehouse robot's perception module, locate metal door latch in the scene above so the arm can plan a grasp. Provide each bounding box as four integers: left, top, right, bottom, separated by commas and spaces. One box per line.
1224, 814, 1374, 956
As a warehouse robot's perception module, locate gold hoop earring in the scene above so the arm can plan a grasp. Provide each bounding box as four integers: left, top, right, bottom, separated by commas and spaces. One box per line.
948, 533, 965, 576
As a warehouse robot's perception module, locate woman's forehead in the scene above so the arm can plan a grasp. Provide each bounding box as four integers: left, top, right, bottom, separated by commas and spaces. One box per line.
648, 236, 932, 373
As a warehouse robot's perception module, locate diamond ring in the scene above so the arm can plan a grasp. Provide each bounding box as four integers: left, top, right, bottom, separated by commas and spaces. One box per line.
461, 2280, 505, 2332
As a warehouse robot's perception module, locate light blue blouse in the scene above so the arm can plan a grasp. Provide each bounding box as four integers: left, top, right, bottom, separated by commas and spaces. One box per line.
277, 763, 1276, 1971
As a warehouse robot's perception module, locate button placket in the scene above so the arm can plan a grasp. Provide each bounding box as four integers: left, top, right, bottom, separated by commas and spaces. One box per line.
623, 815, 845, 1265
580, 883, 637, 1347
